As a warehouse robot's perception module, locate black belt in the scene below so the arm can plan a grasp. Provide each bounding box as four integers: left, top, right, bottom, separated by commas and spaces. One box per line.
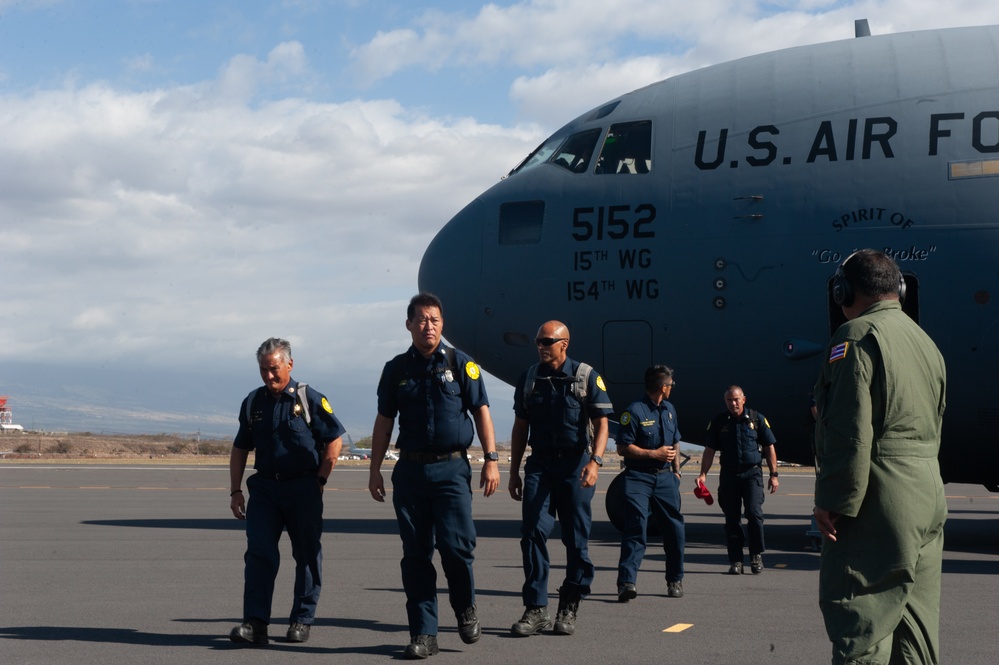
725, 464, 762, 473
531, 448, 585, 458
626, 465, 672, 474
399, 449, 467, 464
255, 470, 315, 481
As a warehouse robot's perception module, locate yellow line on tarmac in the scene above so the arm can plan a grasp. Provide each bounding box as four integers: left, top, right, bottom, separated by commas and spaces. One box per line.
663, 623, 693, 633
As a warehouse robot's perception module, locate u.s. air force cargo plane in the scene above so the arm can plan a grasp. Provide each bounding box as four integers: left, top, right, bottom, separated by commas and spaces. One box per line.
419, 23, 999, 491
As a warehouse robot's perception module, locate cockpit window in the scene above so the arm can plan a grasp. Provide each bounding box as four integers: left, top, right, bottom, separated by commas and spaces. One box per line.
550, 129, 602, 173
508, 135, 564, 176
595, 120, 652, 174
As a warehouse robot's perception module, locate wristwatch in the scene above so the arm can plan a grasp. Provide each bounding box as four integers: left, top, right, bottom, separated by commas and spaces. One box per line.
317, 475, 328, 486
484, 451, 499, 462
590, 455, 604, 467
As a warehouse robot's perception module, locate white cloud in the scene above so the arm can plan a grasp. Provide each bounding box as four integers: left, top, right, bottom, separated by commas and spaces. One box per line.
348, 0, 999, 125
0, 48, 539, 387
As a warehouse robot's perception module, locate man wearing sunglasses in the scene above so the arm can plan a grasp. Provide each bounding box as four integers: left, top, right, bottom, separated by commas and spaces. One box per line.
508, 320, 613, 638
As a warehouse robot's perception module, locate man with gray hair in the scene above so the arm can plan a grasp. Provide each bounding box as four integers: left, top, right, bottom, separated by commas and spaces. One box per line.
229, 337, 346, 646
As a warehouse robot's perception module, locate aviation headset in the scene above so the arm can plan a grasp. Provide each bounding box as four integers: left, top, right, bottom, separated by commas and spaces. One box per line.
831, 250, 906, 307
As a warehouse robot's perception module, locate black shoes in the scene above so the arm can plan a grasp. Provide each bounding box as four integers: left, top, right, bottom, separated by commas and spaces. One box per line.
404, 634, 439, 659
510, 606, 551, 636
728, 561, 744, 575
456, 606, 481, 644
286, 622, 310, 643
667, 580, 684, 598
553, 588, 580, 636
750, 554, 764, 574
229, 619, 269, 645
617, 582, 637, 602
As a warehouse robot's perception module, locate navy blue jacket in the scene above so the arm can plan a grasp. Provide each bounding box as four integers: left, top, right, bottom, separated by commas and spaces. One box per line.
234, 379, 346, 475
377, 343, 489, 452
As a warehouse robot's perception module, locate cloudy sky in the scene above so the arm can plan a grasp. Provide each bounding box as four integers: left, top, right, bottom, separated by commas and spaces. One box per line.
2, 0, 999, 440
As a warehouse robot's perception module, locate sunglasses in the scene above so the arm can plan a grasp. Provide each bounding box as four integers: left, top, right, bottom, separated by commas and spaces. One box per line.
535, 337, 567, 347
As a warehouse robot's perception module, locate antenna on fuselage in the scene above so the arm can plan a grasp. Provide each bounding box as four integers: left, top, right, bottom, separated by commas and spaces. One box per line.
855, 19, 871, 38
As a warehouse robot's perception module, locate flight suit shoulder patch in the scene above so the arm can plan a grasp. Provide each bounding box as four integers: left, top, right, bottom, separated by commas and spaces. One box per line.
620, 412, 631, 426
465, 361, 481, 380
829, 341, 849, 363
321, 397, 333, 414
595, 375, 606, 392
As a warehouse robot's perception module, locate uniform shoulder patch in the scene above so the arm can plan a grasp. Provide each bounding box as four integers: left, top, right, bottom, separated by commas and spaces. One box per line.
595, 375, 606, 392
829, 342, 849, 363
465, 361, 481, 380
321, 397, 333, 414
620, 411, 631, 426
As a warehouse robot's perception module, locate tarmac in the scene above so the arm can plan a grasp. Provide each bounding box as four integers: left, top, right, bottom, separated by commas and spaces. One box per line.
0, 463, 996, 664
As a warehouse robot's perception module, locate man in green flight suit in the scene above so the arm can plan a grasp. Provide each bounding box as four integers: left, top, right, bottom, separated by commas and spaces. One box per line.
813, 249, 947, 665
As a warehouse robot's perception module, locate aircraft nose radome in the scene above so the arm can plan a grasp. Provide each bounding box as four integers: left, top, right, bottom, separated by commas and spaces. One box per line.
418, 199, 486, 354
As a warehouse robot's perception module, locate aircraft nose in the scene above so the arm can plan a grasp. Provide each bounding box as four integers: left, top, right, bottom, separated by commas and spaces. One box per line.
418, 199, 486, 351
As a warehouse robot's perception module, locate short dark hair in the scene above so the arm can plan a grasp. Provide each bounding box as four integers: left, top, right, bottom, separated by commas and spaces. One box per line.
842, 249, 902, 299
257, 337, 292, 363
644, 365, 674, 393
407, 292, 444, 321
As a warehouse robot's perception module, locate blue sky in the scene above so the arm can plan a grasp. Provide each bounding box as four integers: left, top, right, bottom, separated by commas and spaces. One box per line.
2, 0, 999, 440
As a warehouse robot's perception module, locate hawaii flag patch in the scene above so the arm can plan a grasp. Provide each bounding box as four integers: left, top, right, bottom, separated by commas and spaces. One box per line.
829, 342, 849, 363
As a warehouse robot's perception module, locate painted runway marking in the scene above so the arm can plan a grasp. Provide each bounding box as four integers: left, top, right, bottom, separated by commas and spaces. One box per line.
663, 623, 693, 633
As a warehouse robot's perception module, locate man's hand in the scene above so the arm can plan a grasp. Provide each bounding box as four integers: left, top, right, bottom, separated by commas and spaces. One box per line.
580, 461, 599, 488
508, 471, 523, 501
230, 491, 246, 520
368, 470, 386, 502
480, 463, 500, 497
813, 507, 839, 541
656, 446, 677, 463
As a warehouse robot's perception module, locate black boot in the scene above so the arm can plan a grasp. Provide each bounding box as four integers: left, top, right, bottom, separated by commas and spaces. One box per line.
553, 587, 580, 636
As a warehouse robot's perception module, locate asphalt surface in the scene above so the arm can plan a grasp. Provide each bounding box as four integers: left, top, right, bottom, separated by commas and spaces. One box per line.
1, 463, 996, 664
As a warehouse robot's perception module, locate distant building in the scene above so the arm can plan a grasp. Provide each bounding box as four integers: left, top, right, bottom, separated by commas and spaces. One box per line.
0, 396, 25, 433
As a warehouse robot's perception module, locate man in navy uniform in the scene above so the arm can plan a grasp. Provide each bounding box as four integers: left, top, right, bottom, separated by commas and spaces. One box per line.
696, 386, 779, 575
368, 292, 500, 660
229, 337, 346, 646
615, 365, 685, 602
508, 320, 613, 637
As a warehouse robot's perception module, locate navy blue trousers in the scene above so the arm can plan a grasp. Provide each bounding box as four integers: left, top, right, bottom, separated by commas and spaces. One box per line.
243, 473, 324, 625
616, 468, 685, 585
520, 452, 594, 606
717, 466, 766, 563
391, 456, 476, 636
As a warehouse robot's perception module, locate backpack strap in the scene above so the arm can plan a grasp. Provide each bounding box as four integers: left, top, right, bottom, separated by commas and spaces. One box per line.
296, 383, 312, 428
748, 408, 764, 456
522, 363, 540, 413
573, 363, 592, 401
244, 387, 262, 426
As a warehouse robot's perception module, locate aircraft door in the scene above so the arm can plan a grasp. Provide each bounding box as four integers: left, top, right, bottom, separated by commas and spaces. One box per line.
602, 320, 653, 401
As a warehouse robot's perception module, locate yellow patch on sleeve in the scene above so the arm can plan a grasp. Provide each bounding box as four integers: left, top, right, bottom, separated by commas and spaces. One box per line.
620, 412, 631, 426
465, 361, 481, 380
596, 375, 606, 392
321, 397, 333, 414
